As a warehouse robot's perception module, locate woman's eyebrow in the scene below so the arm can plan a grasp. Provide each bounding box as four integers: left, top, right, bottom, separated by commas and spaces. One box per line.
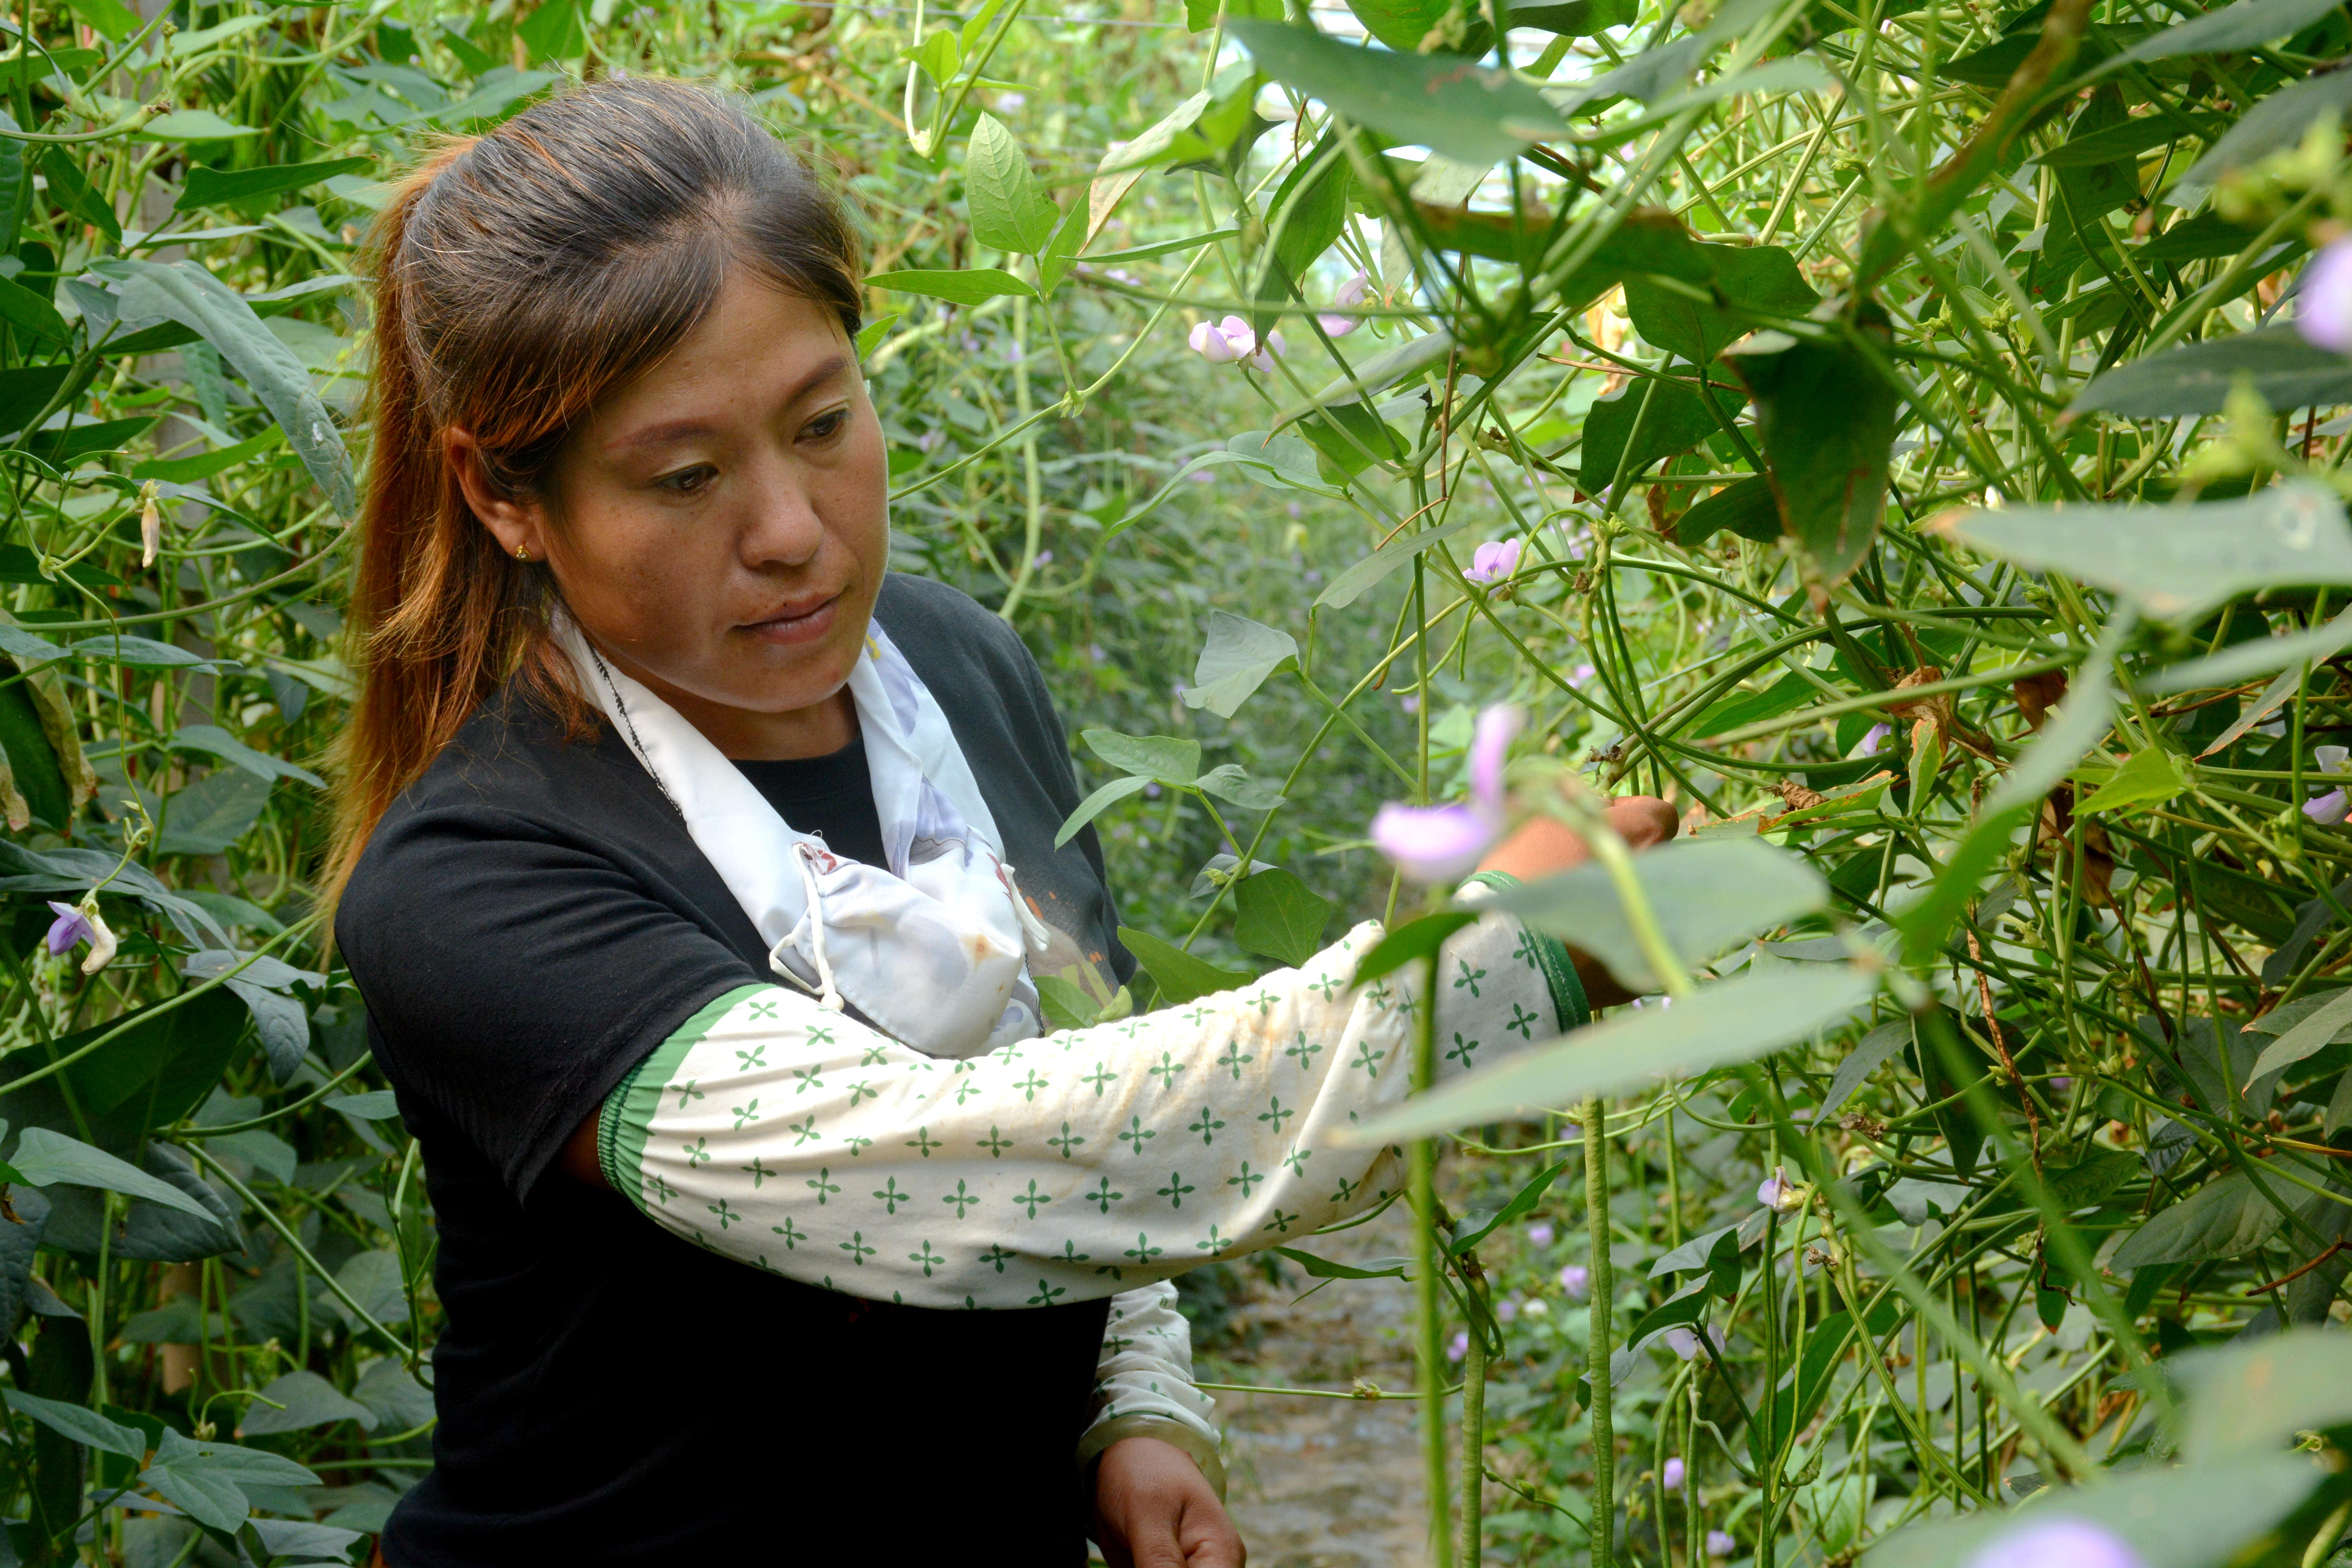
610, 354, 857, 453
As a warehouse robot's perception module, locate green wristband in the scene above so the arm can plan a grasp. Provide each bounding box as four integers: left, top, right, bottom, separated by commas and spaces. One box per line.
1461, 871, 1590, 1033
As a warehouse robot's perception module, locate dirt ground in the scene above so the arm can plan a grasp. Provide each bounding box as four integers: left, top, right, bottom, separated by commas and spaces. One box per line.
1202, 1203, 1437, 1568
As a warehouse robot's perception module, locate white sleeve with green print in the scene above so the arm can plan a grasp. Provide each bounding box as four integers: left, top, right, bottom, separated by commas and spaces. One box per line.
596, 909, 1568, 1311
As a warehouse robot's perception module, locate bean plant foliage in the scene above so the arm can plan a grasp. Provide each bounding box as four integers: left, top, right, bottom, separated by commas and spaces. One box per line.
0, 0, 2340, 1560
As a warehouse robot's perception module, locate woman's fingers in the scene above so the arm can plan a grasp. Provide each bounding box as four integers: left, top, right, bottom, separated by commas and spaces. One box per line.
1093, 1438, 1246, 1568
1475, 792, 1678, 883
1604, 793, 1680, 851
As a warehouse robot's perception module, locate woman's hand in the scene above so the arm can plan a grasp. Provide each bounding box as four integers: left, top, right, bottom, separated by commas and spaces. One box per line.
1476, 792, 1679, 1009
1093, 1437, 1245, 1568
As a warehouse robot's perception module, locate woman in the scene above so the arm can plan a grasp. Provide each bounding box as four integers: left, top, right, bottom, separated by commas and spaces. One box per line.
330, 77, 1671, 1566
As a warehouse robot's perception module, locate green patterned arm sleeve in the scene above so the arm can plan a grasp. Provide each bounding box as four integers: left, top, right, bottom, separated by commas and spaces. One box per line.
597, 908, 1563, 1309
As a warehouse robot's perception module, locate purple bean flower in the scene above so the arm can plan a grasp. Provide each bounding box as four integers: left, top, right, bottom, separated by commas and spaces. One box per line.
43, 901, 91, 956
1662, 1457, 1685, 1491
1526, 1221, 1554, 1248
1188, 318, 1242, 363
1855, 722, 1891, 758
1496, 1296, 1519, 1323
1319, 271, 1371, 337
1706, 1531, 1737, 1557
1964, 1519, 2143, 1568
1447, 1329, 1469, 1363
1370, 704, 1524, 883
1758, 1165, 1805, 1214
1558, 1263, 1590, 1299
1464, 537, 1524, 586
2298, 238, 2352, 354
1188, 314, 1286, 371
1662, 1326, 1703, 1360
2308, 745, 2350, 825
2049, 1076, 2074, 1094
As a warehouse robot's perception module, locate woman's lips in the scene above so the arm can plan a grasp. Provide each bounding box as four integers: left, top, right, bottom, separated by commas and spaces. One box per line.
742, 593, 839, 646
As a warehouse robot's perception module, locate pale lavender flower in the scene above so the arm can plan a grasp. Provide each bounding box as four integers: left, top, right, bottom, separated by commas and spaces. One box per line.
1964, 1519, 2143, 1568
42, 901, 91, 956
1662, 1327, 1702, 1360
995, 91, 1026, 112
2050, 1076, 2073, 1094
1526, 1221, 1554, 1248
1662, 1457, 1685, 1491
1496, 1296, 1519, 1323
1855, 722, 1891, 757
1707, 1531, 1737, 1557
1447, 1329, 1469, 1362
2298, 238, 2352, 354
2305, 790, 2348, 826
1464, 537, 1524, 586
1570, 662, 1596, 683
1318, 270, 1371, 336
1758, 1165, 1804, 1214
1034, 550, 1053, 567
1558, 1263, 1590, 1299
1468, 704, 1524, 815
1188, 319, 1241, 363
1245, 326, 1287, 373
1370, 802, 1497, 884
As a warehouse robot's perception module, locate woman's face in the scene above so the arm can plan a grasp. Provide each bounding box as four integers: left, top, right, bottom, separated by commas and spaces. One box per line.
461, 270, 889, 759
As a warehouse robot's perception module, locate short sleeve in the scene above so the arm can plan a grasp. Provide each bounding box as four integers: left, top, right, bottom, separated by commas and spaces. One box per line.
336, 800, 758, 1206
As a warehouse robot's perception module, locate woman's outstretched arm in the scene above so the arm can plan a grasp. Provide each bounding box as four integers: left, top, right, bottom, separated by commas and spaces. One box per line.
580, 905, 1576, 1308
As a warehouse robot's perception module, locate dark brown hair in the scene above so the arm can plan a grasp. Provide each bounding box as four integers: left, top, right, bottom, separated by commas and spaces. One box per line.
327, 76, 863, 911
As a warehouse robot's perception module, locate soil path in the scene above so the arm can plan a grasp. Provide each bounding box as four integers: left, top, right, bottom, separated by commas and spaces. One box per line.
1202, 1203, 1435, 1568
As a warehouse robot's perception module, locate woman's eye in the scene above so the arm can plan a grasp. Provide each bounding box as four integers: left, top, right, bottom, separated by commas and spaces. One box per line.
803, 409, 849, 443
659, 465, 717, 496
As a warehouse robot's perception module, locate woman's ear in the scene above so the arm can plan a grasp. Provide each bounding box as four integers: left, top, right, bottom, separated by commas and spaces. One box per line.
444, 426, 548, 561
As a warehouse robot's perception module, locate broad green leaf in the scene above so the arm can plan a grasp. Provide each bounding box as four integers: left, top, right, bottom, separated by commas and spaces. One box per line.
2042, 1148, 2140, 1208
1350, 910, 1480, 985
853, 313, 902, 361
864, 268, 1038, 305
1232, 868, 1337, 967
1578, 374, 1741, 494
1220, 430, 1336, 494
1674, 474, 1783, 548
1350, 964, 1879, 1142
1194, 763, 1287, 810
237, 1369, 376, 1436
2173, 65, 2352, 198
1253, 130, 1352, 334
156, 768, 274, 857
2118, 0, 2339, 62
2072, 328, 2352, 418
1055, 773, 1154, 848
1726, 325, 1900, 598
325, 1090, 401, 1120
169, 724, 323, 788
330, 1248, 410, 1330
2110, 1171, 2286, 1268
29, 414, 157, 464
1488, 837, 1831, 991
0, 988, 243, 1151
1691, 672, 1814, 738
39, 148, 117, 247
1083, 729, 1201, 786
176, 156, 372, 213
910, 28, 960, 86
140, 1428, 318, 1533
1118, 926, 1251, 1004
1933, 483, 2352, 624
1983, 661, 2116, 816
133, 111, 261, 143
131, 428, 282, 485
2148, 601, 2352, 694
1087, 91, 1209, 245
8, 1127, 213, 1221
2174, 1328, 2352, 1461
2073, 746, 2187, 815
1624, 243, 1818, 367
1865, 1453, 2319, 1568
1230, 21, 1567, 167
1819, 1020, 1910, 1118
62, 0, 135, 42
4, 1389, 146, 1458
67, 633, 225, 670
1271, 1245, 1410, 1279
965, 114, 1059, 256
2243, 985, 2352, 1087
517, 0, 585, 61
0, 276, 65, 347
0, 677, 68, 829
2043, 113, 2217, 168
105, 259, 355, 515
1448, 1157, 1571, 1252
1345, 0, 1469, 51
1036, 972, 1101, 1030
1317, 518, 1472, 610
1509, 0, 1640, 31
1182, 611, 1299, 719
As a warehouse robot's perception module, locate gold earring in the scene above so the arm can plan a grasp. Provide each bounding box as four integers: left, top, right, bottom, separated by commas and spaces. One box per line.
514, 543, 531, 562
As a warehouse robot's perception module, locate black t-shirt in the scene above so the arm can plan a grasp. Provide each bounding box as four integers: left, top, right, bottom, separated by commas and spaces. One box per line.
336, 575, 1136, 1566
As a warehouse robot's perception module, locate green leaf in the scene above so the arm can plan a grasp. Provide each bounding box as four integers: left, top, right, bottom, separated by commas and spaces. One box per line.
1317, 518, 1473, 610
4, 1389, 146, 1458
2245, 986, 2352, 1088
1083, 729, 1201, 786
131, 428, 282, 484
2074, 746, 2187, 815
1578, 374, 1742, 494
67, 633, 223, 670
1726, 323, 1900, 598
1350, 965, 1879, 1143
1624, 243, 1818, 367
1181, 611, 1299, 719
157, 769, 273, 857
8, 1127, 214, 1221
1986, 661, 2117, 816
1230, 20, 1567, 167
2174, 69, 2352, 199
2122, 0, 2339, 60
1194, 764, 1287, 811
1253, 130, 1352, 335
2042, 1148, 2140, 1208
167, 724, 323, 788
1508, 0, 1641, 33
1054, 773, 1154, 849
516, 0, 586, 63
2043, 113, 2216, 168
1491, 838, 1829, 991
1820, 1021, 1910, 1118
864, 268, 1038, 305
176, 156, 372, 214
325, 1089, 401, 1121
1350, 910, 1480, 986
2147, 601, 2352, 694
910, 28, 960, 86
62, 0, 136, 43
237, 1369, 377, 1437
1691, 672, 1814, 738
1344, 0, 1467, 50
1448, 1158, 1571, 1253
965, 114, 1059, 255
1034, 972, 1102, 1030
104, 259, 355, 515
0, 678, 69, 829
1673, 474, 1781, 548
28, 415, 156, 465
0, 276, 64, 348
331, 1248, 410, 1330
132, 110, 261, 143
0, 988, 243, 1152
2174, 1328, 2352, 1462
2074, 327, 2352, 418
1932, 482, 2352, 624
2111, 1171, 2286, 1269
1232, 868, 1337, 967
1270, 1245, 1410, 1279
852, 312, 902, 361
1118, 926, 1251, 1005
39, 148, 117, 247
140, 1428, 318, 1534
